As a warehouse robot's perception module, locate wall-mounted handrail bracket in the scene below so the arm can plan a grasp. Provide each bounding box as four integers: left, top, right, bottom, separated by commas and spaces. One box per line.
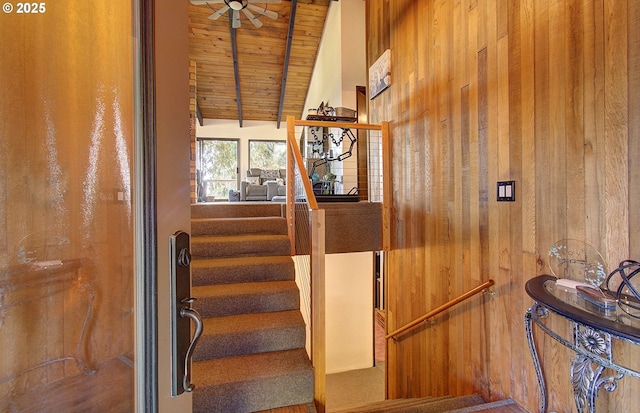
483, 287, 497, 298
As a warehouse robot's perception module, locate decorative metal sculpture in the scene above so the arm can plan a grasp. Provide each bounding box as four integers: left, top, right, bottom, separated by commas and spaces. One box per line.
605, 260, 640, 318
308, 127, 357, 178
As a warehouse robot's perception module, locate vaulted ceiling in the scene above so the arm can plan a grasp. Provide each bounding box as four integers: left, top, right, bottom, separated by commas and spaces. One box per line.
188, 0, 333, 127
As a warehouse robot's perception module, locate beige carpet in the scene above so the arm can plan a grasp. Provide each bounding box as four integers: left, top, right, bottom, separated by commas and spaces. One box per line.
326, 363, 385, 412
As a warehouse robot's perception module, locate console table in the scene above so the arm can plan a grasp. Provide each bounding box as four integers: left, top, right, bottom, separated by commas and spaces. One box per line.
525, 275, 640, 413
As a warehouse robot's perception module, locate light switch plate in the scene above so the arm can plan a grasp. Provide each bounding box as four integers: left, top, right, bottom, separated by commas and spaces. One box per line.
497, 181, 515, 202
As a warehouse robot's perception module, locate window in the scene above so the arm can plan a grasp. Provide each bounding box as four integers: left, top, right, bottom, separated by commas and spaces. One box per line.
197, 138, 239, 201
249, 140, 286, 170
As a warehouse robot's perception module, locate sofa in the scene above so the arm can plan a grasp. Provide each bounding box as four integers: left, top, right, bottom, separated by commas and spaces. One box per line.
239, 168, 286, 201
266, 180, 287, 201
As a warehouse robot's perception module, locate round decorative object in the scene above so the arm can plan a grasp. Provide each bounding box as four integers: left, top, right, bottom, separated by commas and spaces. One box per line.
548, 239, 608, 288
605, 260, 640, 318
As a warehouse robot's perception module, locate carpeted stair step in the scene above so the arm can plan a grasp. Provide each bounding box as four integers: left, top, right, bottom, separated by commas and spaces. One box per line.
192, 255, 295, 286
331, 394, 487, 413
191, 216, 288, 236
193, 280, 300, 318
191, 234, 291, 258
192, 349, 314, 413
194, 310, 306, 361
191, 202, 283, 219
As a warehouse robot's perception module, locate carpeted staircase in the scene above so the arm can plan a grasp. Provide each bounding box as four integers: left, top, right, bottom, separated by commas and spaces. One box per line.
190, 203, 314, 413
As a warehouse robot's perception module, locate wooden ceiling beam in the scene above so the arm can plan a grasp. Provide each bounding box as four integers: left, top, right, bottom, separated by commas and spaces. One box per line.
196, 101, 203, 126
188, 1, 330, 122
230, 13, 243, 127
276, 0, 298, 129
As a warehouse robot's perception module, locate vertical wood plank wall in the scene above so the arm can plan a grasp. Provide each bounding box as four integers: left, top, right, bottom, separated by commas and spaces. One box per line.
366, 1, 640, 411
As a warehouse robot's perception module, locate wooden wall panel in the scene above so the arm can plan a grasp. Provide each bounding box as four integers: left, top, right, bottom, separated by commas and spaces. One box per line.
629, 0, 640, 262
367, 0, 640, 411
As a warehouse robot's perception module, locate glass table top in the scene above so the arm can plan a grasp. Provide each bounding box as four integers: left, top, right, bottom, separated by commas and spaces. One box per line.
544, 279, 640, 327
526, 275, 640, 342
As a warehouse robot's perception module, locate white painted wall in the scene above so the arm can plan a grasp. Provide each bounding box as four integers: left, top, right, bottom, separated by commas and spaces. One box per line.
303, 0, 366, 115
294, 251, 375, 374
325, 252, 374, 374
303, 0, 366, 194
339, 0, 367, 110
304, 3, 343, 114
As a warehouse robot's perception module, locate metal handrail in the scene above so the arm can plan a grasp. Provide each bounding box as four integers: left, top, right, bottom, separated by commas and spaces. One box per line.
386, 279, 495, 340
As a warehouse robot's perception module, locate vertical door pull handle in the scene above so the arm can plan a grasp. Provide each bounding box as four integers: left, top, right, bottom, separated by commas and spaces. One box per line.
171, 231, 199, 396
180, 297, 203, 393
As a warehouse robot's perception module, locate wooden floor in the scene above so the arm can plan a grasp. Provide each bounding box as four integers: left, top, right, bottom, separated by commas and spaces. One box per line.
256, 397, 530, 413
256, 403, 316, 413
257, 400, 528, 413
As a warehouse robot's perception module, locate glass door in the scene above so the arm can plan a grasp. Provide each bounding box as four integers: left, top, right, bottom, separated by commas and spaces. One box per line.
196, 138, 239, 202
0, 1, 141, 411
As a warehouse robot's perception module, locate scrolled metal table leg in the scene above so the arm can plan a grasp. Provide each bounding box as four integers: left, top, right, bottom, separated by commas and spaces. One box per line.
525, 303, 548, 413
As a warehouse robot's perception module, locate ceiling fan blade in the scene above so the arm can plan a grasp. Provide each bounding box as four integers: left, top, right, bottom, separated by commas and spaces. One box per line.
232, 9, 241, 28
208, 5, 229, 20
190, 0, 224, 4
247, 4, 278, 20
242, 8, 263, 28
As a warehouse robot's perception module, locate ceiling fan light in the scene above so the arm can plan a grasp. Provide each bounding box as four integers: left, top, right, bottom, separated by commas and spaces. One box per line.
228, 0, 243, 10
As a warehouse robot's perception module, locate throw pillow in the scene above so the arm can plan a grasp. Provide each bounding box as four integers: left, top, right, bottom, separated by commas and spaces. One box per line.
260, 169, 280, 180
245, 176, 259, 185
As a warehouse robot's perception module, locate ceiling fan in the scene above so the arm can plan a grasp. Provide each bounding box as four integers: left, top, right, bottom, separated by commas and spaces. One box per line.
190, 0, 281, 29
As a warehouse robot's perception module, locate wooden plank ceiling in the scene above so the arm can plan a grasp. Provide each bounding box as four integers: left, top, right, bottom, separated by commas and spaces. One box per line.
188, 0, 332, 125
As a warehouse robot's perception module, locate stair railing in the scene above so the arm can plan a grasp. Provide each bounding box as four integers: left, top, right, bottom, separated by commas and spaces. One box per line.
286, 116, 327, 412
386, 279, 495, 341
286, 116, 390, 413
